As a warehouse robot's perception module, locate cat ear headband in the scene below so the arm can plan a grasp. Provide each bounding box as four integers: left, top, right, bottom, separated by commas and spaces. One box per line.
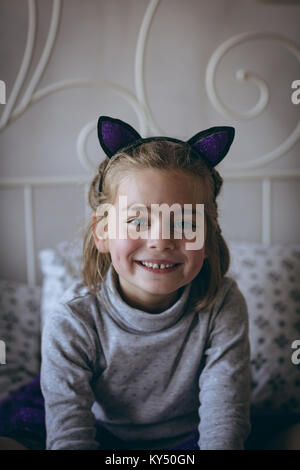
97, 115, 235, 193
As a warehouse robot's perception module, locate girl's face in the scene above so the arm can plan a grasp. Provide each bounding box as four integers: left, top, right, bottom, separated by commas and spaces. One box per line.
94, 168, 208, 313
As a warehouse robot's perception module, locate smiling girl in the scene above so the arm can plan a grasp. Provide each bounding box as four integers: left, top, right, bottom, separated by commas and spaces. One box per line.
40, 116, 251, 450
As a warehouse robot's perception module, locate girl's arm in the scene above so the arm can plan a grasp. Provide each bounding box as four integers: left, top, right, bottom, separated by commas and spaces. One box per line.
198, 280, 252, 450
41, 309, 101, 450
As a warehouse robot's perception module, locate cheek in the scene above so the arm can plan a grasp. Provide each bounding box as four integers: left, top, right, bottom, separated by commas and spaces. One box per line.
185, 249, 206, 273
109, 238, 141, 264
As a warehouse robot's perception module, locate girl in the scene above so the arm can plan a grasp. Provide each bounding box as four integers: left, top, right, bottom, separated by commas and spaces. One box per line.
40, 116, 251, 450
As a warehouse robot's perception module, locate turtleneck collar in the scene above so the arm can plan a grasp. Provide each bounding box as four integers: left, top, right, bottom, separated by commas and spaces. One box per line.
98, 265, 192, 334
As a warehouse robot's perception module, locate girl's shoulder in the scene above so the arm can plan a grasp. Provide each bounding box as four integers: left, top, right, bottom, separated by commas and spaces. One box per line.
59, 280, 91, 305
219, 274, 241, 296
215, 274, 247, 306
44, 280, 100, 329
61, 280, 101, 317
210, 275, 249, 323
194, 275, 247, 316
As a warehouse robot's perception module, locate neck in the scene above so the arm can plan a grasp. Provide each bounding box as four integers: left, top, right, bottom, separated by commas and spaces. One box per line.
117, 277, 181, 313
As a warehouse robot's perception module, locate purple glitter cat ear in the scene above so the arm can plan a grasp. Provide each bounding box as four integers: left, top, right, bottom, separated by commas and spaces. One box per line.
187, 126, 235, 167
98, 116, 142, 158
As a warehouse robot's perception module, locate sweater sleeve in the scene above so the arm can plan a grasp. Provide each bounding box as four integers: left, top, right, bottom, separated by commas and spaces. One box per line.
41, 308, 100, 450
198, 280, 252, 450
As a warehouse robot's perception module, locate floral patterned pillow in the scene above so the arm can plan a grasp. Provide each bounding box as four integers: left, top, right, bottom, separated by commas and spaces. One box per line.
0, 279, 42, 399
228, 241, 300, 414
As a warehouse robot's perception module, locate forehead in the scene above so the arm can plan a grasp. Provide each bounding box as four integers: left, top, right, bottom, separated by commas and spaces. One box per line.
115, 168, 205, 205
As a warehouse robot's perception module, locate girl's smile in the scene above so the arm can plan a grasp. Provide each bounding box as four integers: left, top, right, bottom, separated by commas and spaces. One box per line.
94, 168, 207, 313
135, 259, 182, 273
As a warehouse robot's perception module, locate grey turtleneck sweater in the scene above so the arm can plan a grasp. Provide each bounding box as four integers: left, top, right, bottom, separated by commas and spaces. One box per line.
41, 266, 251, 450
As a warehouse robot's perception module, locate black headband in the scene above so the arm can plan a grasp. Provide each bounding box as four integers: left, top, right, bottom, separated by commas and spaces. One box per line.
97, 115, 235, 193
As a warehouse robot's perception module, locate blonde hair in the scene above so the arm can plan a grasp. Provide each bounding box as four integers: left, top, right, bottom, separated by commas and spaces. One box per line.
81, 140, 230, 311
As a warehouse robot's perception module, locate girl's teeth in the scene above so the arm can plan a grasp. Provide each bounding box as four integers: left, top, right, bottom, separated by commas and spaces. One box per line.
140, 261, 175, 269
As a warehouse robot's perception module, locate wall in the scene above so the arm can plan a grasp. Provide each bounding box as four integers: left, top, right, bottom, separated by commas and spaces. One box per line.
0, 0, 299, 284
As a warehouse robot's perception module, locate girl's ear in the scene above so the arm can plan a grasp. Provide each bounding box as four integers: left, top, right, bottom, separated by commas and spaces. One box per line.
187, 126, 235, 167
98, 116, 141, 158
92, 212, 110, 253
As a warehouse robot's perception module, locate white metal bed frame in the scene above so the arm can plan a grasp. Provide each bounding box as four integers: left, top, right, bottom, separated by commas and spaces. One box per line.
0, 0, 299, 286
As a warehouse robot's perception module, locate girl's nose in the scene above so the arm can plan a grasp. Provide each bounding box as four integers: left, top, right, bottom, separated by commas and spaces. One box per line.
146, 220, 176, 250
147, 236, 176, 250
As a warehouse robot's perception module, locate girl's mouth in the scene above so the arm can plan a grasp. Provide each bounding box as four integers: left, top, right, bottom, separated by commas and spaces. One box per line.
135, 260, 181, 273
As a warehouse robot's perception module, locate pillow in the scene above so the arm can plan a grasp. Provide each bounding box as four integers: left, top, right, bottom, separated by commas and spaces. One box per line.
38, 238, 83, 330
0, 279, 42, 400
228, 241, 300, 414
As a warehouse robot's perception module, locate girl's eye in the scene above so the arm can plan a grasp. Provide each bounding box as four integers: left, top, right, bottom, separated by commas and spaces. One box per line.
128, 218, 148, 230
